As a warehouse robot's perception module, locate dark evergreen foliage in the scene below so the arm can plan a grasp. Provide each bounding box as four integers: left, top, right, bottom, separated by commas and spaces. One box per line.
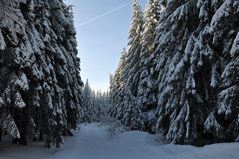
110, 0, 239, 145
0, 0, 83, 148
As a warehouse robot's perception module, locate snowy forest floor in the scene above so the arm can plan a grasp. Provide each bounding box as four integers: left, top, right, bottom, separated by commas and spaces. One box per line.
0, 123, 238, 159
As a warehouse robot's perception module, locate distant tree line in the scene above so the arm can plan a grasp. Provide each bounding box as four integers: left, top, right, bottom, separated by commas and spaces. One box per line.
81, 79, 110, 123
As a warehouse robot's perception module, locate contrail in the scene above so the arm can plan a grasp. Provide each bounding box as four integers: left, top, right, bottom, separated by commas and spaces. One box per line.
76, 3, 130, 28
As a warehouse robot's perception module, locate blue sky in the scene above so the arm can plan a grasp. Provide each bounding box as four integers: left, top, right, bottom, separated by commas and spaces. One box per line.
65, 0, 147, 91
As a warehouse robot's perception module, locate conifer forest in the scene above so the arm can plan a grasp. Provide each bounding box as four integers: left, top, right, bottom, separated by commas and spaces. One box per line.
0, 0, 239, 159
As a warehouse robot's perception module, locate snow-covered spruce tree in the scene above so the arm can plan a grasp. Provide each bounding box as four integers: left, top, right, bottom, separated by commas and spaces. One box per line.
153, 0, 239, 145
113, 0, 145, 130
81, 79, 97, 122
0, 0, 83, 147
140, 0, 161, 66
123, 0, 144, 97
204, 0, 239, 143
134, 0, 162, 131
109, 48, 127, 120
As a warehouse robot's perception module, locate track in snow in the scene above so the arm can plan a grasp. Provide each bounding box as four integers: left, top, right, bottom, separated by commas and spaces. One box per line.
0, 123, 238, 159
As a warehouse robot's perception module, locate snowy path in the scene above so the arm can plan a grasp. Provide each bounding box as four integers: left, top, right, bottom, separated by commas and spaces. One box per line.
0, 123, 238, 159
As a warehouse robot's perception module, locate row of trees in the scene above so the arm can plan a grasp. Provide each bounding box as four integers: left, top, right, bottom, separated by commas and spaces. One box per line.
0, 0, 83, 148
81, 80, 110, 123
110, 0, 239, 145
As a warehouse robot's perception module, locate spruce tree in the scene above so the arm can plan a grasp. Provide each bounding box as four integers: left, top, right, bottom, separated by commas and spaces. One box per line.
109, 49, 127, 119
81, 79, 95, 122
154, 0, 239, 144
135, 0, 162, 131
119, 0, 145, 129
0, 0, 83, 147
124, 0, 144, 97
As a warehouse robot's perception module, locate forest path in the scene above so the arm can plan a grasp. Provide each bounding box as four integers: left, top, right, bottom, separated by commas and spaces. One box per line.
0, 123, 238, 159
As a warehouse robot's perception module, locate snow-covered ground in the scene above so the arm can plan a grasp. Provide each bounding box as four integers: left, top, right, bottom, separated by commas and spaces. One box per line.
0, 123, 238, 159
